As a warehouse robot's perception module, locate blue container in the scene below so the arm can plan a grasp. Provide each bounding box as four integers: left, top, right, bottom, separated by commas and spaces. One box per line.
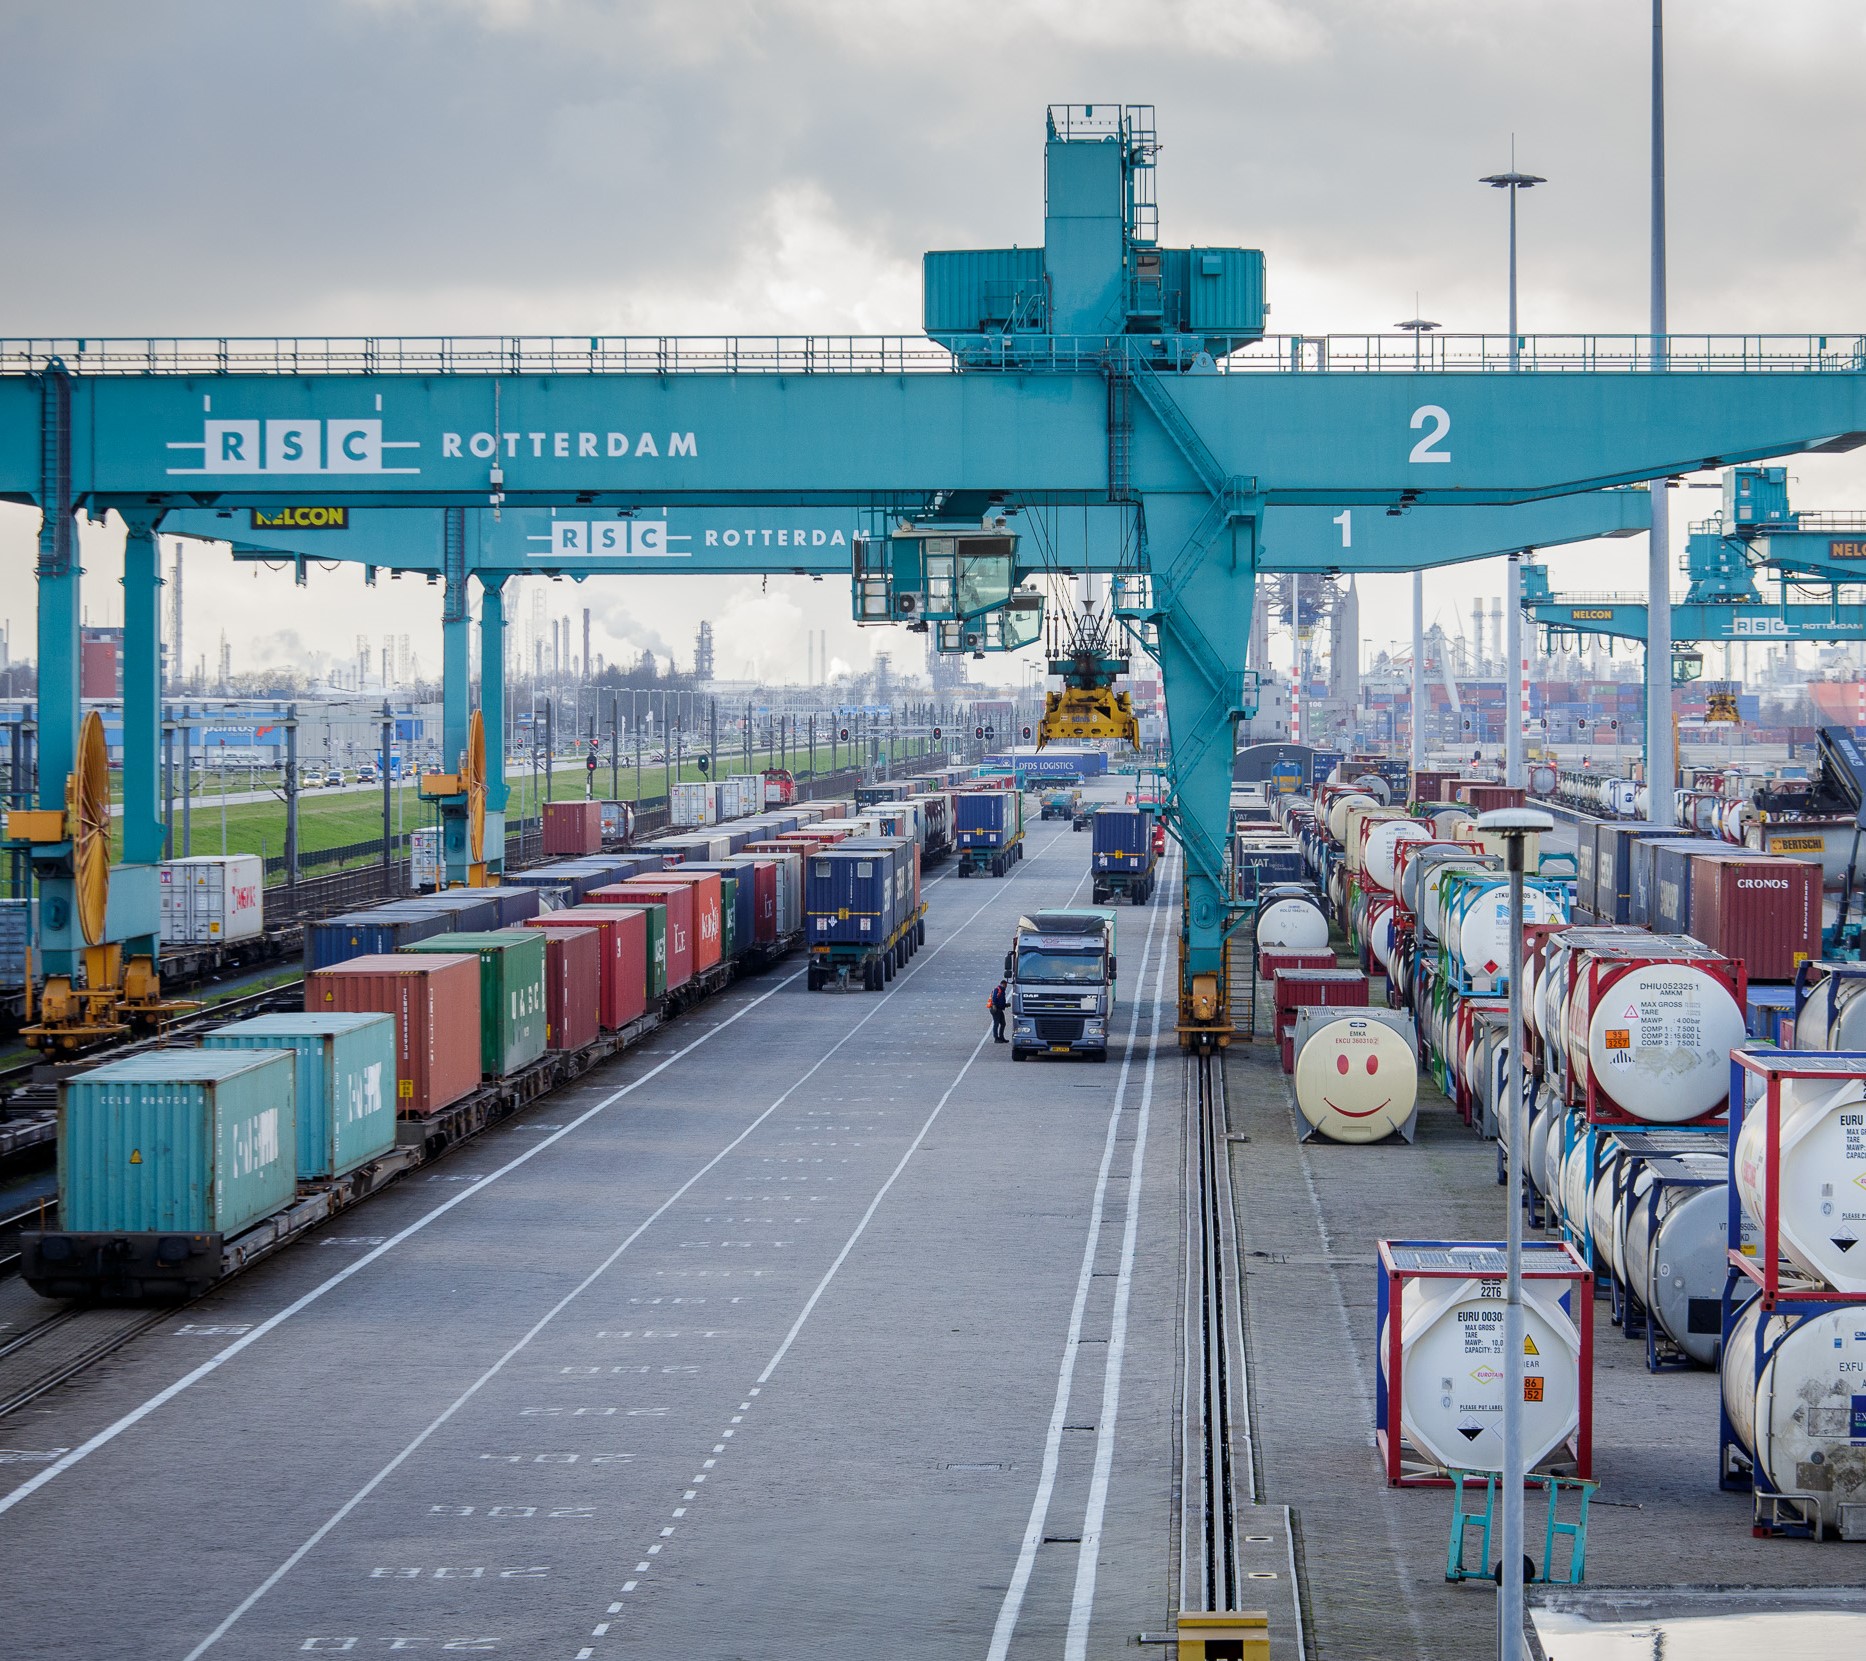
1652, 841, 1705, 936
307, 905, 451, 971
204, 1012, 397, 1179
1592, 823, 1668, 924
59, 1050, 297, 1235
1573, 822, 1600, 918
1093, 807, 1154, 873
805, 845, 903, 945
680, 864, 755, 958
1630, 837, 1713, 929
403, 889, 504, 932
484, 886, 541, 926
1234, 836, 1305, 896
954, 791, 1020, 850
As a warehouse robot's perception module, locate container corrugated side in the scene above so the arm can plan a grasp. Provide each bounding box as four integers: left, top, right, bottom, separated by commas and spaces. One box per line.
0, 898, 36, 990
529, 907, 648, 1028
305, 953, 482, 1115
1688, 854, 1821, 982
400, 931, 548, 1076
543, 800, 604, 855
410, 890, 505, 933
306, 906, 452, 972
600, 884, 691, 988
540, 925, 602, 1051
203, 1012, 397, 1178
59, 1049, 297, 1234
645, 871, 722, 970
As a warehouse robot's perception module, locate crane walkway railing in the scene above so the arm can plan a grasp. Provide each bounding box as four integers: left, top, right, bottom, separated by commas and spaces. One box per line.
1, 333, 1862, 377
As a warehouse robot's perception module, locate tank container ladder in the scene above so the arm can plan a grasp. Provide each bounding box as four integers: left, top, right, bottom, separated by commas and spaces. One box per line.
1445, 1469, 1597, 1585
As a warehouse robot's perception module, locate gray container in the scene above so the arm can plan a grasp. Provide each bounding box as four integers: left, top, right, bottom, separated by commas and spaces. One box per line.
0, 897, 36, 990
203, 1012, 397, 1179
59, 1050, 297, 1235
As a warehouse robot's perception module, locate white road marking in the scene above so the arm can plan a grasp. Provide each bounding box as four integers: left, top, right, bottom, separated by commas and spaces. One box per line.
1064, 879, 1173, 1659
156, 825, 1069, 1654
985, 850, 1174, 1661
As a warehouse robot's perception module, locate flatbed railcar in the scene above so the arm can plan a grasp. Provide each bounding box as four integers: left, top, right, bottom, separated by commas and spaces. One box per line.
17, 928, 802, 1302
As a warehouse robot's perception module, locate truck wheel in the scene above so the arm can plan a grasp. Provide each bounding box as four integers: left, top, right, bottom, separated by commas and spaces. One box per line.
806, 965, 821, 991
1092, 1048, 1109, 1063
1011, 1048, 1027, 1062
917, 919, 926, 947
884, 950, 895, 981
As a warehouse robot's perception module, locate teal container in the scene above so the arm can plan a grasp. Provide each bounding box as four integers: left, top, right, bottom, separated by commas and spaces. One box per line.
635, 902, 668, 1000
59, 1050, 297, 1236
718, 875, 739, 960
203, 1012, 397, 1179
400, 929, 547, 1076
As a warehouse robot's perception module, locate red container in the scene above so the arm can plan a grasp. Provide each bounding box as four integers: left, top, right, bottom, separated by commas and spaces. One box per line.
1687, 853, 1821, 983
538, 925, 601, 1051
562, 906, 650, 1027
1455, 783, 1527, 813
1259, 948, 1337, 985
1280, 1033, 1296, 1073
602, 880, 695, 990
305, 952, 481, 1116
1273, 968, 1368, 1015
1410, 769, 1458, 804
724, 858, 778, 942
648, 870, 723, 970
542, 799, 604, 856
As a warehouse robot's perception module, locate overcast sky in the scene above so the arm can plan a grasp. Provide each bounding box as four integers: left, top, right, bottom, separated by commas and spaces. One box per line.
5, 0, 1865, 687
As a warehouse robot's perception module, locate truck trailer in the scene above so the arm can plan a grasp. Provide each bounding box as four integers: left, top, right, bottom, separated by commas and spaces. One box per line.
1090, 806, 1158, 905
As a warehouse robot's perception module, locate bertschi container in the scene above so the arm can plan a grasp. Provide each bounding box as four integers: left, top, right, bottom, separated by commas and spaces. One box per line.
595, 882, 693, 991
542, 799, 604, 855
536, 924, 602, 1051
58, 1049, 298, 1235
399, 930, 548, 1077
1688, 853, 1821, 982
527, 909, 648, 1029
305, 953, 482, 1116
204, 1012, 398, 1179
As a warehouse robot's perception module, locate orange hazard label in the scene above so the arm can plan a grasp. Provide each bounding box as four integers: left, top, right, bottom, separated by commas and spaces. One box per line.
1523, 1375, 1545, 1403
1604, 1029, 1631, 1050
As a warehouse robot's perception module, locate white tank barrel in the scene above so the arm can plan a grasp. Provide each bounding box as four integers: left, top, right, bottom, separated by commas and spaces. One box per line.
1735, 1076, 1866, 1294
1257, 895, 1329, 952
1293, 1015, 1418, 1143
1567, 962, 1745, 1124
1624, 1174, 1737, 1367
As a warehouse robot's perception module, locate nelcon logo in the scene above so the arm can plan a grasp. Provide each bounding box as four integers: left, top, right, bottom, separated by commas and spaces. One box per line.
168, 415, 419, 475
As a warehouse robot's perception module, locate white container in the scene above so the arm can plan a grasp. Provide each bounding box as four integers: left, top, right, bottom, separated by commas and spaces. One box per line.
1257, 895, 1328, 951
158, 855, 265, 945
1325, 792, 1378, 846
1379, 1275, 1583, 1474
671, 781, 716, 827
1293, 1012, 1417, 1143
1445, 879, 1564, 984
409, 825, 442, 891
1566, 961, 1745, 1124
1793, 967, 1866, 1051
598, 800, 634, 844
1722, 1299, 1866, 1537
1735, 1075, 1866, 1293
1363, 820, 1433, 893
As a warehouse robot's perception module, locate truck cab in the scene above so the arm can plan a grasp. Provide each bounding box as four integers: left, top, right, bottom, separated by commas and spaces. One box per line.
1007, 908, 1117, 1062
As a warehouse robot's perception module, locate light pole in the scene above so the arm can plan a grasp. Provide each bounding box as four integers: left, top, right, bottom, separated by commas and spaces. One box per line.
1476, 805, 1553, 1661
1645, 0, 1677, 824
1481, 161, 1543, 788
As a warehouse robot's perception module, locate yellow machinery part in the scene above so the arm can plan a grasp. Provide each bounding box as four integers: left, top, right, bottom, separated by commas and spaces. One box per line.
464, 709, 487, 868
1034, 687, 1140, 751
71, 709, 111, 947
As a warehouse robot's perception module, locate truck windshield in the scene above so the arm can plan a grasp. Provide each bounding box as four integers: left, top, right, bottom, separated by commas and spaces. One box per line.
1017, 949, 1105, 984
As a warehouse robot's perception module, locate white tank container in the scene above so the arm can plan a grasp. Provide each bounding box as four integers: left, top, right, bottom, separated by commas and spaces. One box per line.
1529, 763, 1558, 796
1624, 1171, 1741, 1367
1735, 1076, 1866, 1293
1721, 1300, 1866, 1536
1379, 1276, 1582, 1473
1293, 1015, 1418, 1143
1529, 1090, 1567, 1200
1793, 969, 1866, 1051
1326, 792, 1379, 846
1257, 896, 1329, 951
1445, 879, 1564, 982
1363, 820, 1433, 892
1420, 860, 1491, 940
1363, 896, 1399, 974
1566, 961, 1745, 1124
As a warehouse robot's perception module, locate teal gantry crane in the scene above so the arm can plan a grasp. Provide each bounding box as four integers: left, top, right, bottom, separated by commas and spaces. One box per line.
7, 104, 1866, 1046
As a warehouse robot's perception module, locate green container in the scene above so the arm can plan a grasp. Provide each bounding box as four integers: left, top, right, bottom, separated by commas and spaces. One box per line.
203, 1012, 397, 1179
717, 875, 738, 960
59, 1049, 297, 1235
632, 901, 668, 999
400, 929, 547, 1077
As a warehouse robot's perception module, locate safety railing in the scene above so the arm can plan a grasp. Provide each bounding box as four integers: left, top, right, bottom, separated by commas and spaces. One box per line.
2, 332, 1863, 377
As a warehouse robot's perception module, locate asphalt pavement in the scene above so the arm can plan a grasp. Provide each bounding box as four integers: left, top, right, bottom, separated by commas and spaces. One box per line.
1, 796, 1187, 1660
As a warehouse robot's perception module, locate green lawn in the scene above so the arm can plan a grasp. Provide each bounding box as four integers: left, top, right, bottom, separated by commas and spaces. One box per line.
133, 741, 940, 873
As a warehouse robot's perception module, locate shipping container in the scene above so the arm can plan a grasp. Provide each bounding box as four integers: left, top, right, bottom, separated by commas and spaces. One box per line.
537, 924, 602, 1051
0, 898, 37, 990
954, 789, 1025, 875
59, 1049, 297, 1234
306, 904, 452, 972
405, 889, 505, 933
541, 795, 604, 854
596, 882, 693, 991
1651, 842, 1703, 937
680, 862, 760, 951
1688, 854, 1821, 982
597, 800, 635, 845
159, 854, 265, 945
715, 856, 779, 942
670, 781, 717, 826
203, 1012, 397, 1179
654, 834, 733, 864
547, 905, 650, 1026
400, 930, 548, 1076
1590, 824, 1670, 925
646, 870, 724, 971
409, 825, 443, 890
837, 835, 921, 918
740, 844, 805, 935
1629, 836, 1713, 929
305, 953, 481, 1116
